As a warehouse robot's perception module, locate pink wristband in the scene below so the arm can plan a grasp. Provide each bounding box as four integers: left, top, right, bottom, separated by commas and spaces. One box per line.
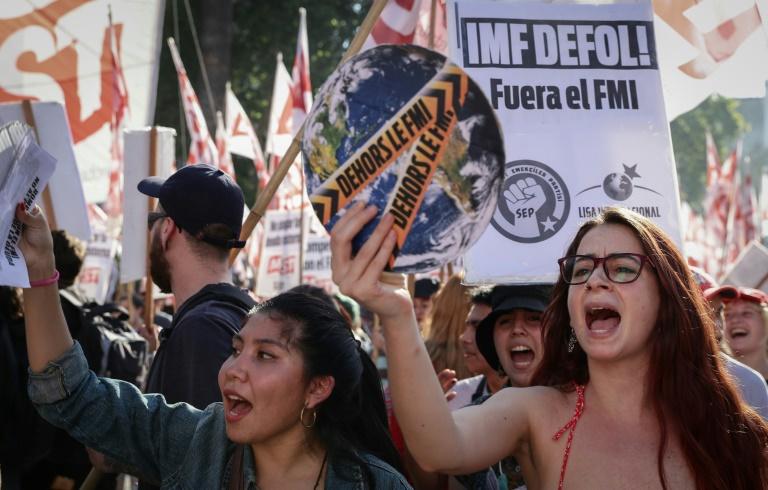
29, 269, 60, 288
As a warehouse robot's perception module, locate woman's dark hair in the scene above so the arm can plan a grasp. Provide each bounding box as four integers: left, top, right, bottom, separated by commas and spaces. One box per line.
252, 291, 403, 485
531, 207, 768, 490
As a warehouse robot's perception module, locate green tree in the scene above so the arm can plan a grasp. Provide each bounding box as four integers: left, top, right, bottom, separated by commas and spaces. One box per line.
670, 95, 749, 210
153, 0, 367, 206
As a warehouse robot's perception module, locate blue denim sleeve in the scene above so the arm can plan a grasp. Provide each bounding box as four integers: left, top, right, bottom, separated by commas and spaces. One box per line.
28, 342, 206, 484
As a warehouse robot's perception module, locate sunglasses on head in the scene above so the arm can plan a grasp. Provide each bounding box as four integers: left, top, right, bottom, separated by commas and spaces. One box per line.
558, 253, 653, 285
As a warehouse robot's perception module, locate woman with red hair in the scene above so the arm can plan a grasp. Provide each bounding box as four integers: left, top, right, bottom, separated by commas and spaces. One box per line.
331, 203, 768, 490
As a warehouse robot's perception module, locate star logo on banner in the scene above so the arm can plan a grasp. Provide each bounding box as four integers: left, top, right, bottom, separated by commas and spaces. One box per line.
623, 164, 641, 179
541, 216, 557, 232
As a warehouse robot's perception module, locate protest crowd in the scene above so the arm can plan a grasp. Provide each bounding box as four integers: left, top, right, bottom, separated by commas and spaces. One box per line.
2, 0, 768, 489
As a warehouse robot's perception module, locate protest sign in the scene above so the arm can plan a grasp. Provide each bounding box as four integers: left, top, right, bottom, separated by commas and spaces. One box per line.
255, 209, 310, 297
253, 208, 333, 297
0, 101, 91, 241
720, 240, 768, 293
120, 127, 175, 284
302, 44, 504, 273
0, 122, 56, 287
0, 1, 165, 203
77, 228, 119, 303
449, 1, 683, 284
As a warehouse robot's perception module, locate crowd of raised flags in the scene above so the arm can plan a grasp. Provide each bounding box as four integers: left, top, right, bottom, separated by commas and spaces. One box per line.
683, 133, 767, 281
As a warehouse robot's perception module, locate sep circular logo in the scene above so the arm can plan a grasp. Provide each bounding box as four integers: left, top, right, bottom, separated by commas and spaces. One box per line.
491, 160, 570, 243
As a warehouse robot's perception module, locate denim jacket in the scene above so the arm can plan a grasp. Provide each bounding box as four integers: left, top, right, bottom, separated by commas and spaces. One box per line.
29, 342, 412, 489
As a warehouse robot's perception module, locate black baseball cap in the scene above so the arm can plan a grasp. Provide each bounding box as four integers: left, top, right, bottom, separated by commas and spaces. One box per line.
414, 278, 440, 299
476, 284, 552, 370
138, 164, 246, 249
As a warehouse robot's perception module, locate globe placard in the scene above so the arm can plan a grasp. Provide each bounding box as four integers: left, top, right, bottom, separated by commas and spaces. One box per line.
302, 45, 504, 273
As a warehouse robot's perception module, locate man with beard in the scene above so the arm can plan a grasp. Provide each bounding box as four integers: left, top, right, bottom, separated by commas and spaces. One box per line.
139, 164, 255, 409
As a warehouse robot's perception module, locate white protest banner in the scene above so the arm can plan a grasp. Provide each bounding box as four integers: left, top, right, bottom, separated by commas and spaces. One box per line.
254, 213, 333, 295
77, 227, 119, 303
302, 223, 335, 293
0, 1, 165, 203
120, 127, 176, 284
0, 101, 90, 241
450, 0, 683, 284
255, 209, 310, 298
0, 122, 56, 287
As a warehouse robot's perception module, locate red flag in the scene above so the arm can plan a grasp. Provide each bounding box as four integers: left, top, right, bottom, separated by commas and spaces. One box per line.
291, 8, 312, 131
105, 16, 129, 219
705, 132, 720, 188
704, 143, 739, 277
362, 0, 448, 54
215, 111, 236, 180
704, 147, 735, 275
724, 171, 757, 272
167, 38, 217, 167
225, 83, 269, 189
265, 53, 305, 211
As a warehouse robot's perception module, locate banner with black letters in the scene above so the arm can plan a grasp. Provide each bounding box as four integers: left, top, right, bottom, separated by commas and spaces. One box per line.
450, 0, 683, 284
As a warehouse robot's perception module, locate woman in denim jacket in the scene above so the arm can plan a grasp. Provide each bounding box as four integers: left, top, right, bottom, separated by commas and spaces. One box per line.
17, 204, 410, 490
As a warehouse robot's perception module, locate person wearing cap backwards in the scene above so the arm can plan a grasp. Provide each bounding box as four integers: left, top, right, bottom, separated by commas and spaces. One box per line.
707, 285, 768, 382
138, 164, 256, 409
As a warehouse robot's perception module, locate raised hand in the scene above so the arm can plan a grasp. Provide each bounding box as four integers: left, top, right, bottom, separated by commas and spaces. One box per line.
15, 203, 55, 281
330, 202, 413, 323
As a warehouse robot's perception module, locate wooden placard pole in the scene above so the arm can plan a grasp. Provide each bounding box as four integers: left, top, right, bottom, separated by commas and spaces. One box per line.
21, 100, 58, 229
228, 0, 389, 266
428, 0, 438, 49
143, 127, 158, 332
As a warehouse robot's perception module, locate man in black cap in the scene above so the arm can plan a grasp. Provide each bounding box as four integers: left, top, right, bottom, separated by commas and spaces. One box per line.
138, 164, 255, 409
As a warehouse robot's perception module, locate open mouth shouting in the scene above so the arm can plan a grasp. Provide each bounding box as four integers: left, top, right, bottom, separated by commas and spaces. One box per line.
508, 344, 536, 370
223, 389, 253, 424
586, 305, 621, 335
727, 327, 749, 341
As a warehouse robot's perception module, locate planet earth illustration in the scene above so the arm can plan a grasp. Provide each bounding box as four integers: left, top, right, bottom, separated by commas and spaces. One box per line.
302, 44, 504, 273
602, 172, 633, 201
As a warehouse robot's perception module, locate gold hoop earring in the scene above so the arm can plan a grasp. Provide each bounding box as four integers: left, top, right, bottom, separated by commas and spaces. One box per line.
300, 404, 317, 428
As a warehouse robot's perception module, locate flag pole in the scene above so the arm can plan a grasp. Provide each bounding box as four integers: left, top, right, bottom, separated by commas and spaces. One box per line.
229, 0, 389, 265
143, 127, 158, 334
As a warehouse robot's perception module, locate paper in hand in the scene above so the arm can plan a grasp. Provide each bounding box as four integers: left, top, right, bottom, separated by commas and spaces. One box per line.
0, 121, 57, 287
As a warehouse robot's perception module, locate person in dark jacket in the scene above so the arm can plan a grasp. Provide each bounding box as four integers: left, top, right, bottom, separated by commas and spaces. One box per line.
138, 164, 256, 409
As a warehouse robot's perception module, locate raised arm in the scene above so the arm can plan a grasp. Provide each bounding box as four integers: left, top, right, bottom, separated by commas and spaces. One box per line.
16, 204, 73, 371
330, 203, 533, 474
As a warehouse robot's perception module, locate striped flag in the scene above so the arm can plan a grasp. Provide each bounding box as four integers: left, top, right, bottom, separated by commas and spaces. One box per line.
225, 83, 269, 188
215, 111, 236, 180
291, 8, 313, 130
705, 131, 720, 187
724, 170, 758, 272
704, 144, 739, 278
265, 53, 304, 211
362, 0, 448, 53
167, 38, 217, 166
105, 17, 129, 219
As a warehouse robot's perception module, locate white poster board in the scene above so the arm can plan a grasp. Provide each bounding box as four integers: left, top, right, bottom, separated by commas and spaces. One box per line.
450, 0, 683, 284
0, 0, 166, 203
254, 209, 335, 297
120, 127, 176, 283
0, 101, 91, 241
77, 227, 119, 303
